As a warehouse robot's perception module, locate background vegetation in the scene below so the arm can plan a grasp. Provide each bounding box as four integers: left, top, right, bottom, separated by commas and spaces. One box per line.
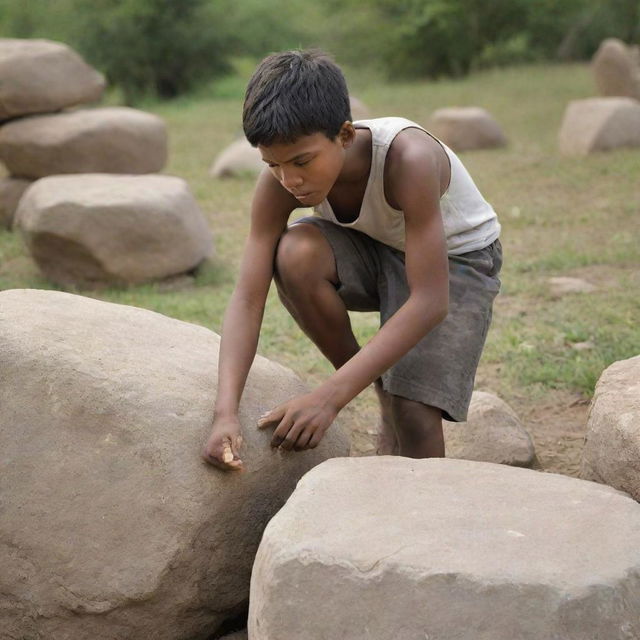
1, 0, 639, 100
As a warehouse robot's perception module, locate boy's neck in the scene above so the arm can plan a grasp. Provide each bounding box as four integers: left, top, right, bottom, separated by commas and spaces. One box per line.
336, 128, 372, 187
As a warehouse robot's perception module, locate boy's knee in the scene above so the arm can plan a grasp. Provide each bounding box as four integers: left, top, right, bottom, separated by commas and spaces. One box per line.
275, 224, 334, 285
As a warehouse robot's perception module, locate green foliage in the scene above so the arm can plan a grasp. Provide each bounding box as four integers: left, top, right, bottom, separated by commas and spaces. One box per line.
323, 0, 640, 79
1, 0, 639, 95
69, 0, 232, 103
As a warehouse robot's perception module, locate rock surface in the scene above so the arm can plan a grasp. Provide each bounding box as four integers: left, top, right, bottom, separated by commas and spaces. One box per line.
581, 354, 640, 502
0, 289, 349, 640
428, 106, 507, 151
15, 174, 212, 287
445, 391, 535, 467
0, 176, 32, 228
592, 38, 640, 100
558, 97, 640, 155
250, 457, 640, 640
210, 137, 263, 178
0, 38, 105, 121
0, 107, 167, 178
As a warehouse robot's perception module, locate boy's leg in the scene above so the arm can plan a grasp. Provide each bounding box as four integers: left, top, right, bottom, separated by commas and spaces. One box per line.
275, 222, 399, 452
274, 223, 359, 368
390, 396, 444, 458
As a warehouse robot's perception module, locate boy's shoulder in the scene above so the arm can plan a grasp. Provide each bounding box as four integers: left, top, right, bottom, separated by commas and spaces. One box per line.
356, 116, 447, 159
359, 116, 449, 180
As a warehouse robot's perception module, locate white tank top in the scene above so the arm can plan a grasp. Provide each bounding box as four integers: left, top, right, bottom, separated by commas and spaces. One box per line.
313, 117, 501, 255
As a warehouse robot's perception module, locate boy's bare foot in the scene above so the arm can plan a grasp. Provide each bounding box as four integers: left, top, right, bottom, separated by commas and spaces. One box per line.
202, 416, 244, 471
374, 379, 399, 455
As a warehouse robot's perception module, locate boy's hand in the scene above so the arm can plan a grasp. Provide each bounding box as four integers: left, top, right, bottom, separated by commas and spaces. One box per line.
202, 416, 244, 471
257, 391, 338, 451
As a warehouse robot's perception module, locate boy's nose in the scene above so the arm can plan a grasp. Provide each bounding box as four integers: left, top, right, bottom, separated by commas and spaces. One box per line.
280, 169, 303, 190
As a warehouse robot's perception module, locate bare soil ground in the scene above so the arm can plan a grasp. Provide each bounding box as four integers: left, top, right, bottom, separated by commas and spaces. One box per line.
344, 372, 590, 478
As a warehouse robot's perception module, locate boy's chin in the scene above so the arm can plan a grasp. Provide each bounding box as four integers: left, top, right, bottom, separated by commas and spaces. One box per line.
295, 192, 322, 206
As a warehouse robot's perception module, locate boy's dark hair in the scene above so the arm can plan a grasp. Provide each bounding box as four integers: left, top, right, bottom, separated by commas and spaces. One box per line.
243, 49, 352, 147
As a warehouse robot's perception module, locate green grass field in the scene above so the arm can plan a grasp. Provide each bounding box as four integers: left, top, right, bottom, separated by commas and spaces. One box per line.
1, 62, 638, 470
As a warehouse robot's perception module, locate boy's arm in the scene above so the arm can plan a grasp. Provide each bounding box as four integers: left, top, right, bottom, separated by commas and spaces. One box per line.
202, 170, 296, 470
260, 136, 450, 450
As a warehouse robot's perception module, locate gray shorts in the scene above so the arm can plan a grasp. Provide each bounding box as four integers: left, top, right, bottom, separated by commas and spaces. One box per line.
294, 217, 502, 422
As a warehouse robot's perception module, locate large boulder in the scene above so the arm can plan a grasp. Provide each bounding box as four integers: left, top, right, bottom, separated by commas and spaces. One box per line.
0, 107, 167, 178
428, 106, 507, 151
15, 174, 213, 287
445, 391, 535, 467
0, 289, 349, 640
592, 38, 640, 101
580, 355, 640, 501
0, 176, 32, 229
210, 137, 263, 179
0, 38, 105, 121
250, 457, 640, 639
558, 97, 640, 155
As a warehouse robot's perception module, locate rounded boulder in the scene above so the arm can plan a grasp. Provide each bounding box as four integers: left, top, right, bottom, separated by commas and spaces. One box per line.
428, 106, 507, 151
0, 176, 32, 229
558, 97, 640, 155
0, 289, 349, 640
580, 354, 640, 501
445, 391, 535, 467
0, 107, 167, 178
0, 38, 105, 121
15, 174, 213, 287
591, 38, 640, 101
210, 137, 263, 179
250, 457, 640, 639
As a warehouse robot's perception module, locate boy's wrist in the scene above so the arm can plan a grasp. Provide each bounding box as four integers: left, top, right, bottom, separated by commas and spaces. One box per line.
314, 380, 349, 413
213, 405, 240, 421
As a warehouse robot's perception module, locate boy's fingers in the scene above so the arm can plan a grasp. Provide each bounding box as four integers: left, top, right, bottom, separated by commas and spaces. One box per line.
202, 450, 243, 471
270, 415, 293, 448
294, 428, 314, 451
222, 443, 234, 464
257, 405, 285, 428
210, 437, 242, 471
308, 429, 325, 449
278, 422, 304, 451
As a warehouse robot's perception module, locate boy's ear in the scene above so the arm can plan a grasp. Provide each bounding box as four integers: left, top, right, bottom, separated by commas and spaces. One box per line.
338, 121, 356, 148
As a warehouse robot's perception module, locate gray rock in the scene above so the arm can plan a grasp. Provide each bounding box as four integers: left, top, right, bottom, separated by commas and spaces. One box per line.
0, 107, 167, 178
0, 289, 349, 640
558, 97, 640, 155
0, 38, 105, 121
581, 354, 640, 502
0, 176, 32, 228
592, 38, 640, 101
15, 174, 212, 287
249, 457, 640, 640
428, 106, 507, 151
445, 391, 535, 467
210, 137, 263, 179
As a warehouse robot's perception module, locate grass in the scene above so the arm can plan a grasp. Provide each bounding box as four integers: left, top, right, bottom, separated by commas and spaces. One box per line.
1, 62, 639, 419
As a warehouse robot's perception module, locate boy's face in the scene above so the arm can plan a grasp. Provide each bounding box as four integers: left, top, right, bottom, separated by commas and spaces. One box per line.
258, 124, 354, 207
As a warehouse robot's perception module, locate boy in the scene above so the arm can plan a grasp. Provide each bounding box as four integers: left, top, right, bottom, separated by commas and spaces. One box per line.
202, 49, 502, 471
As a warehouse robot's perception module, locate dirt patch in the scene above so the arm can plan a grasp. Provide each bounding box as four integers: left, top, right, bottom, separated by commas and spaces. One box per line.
344, 384, 590, 479
516, 390, 589, 477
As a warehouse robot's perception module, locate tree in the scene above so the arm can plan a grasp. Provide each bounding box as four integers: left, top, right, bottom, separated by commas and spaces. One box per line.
71, 0, 233, 102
